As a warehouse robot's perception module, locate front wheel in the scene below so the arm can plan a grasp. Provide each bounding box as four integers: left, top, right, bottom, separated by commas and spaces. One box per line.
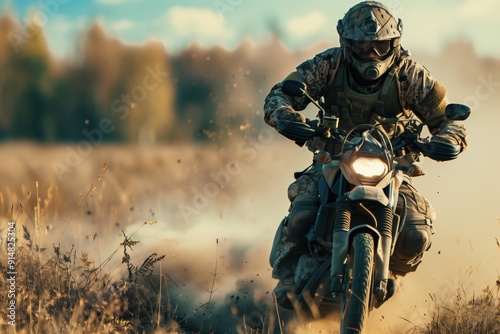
340, 232, 375, 334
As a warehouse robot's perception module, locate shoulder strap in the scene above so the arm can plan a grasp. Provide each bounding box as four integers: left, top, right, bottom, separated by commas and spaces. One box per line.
325, 50, 343, 95
376, 67, 396, 106
393, 49, 411, 110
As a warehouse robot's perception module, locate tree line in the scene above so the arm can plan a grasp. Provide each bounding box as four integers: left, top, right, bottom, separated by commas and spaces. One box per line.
0, 15, 308, 144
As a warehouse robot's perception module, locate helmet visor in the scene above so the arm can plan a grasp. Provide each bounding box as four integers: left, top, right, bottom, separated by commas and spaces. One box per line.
351, 40, 392, 57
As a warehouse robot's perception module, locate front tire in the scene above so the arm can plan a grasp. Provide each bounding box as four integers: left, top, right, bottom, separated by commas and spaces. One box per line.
340, 232, 374, 334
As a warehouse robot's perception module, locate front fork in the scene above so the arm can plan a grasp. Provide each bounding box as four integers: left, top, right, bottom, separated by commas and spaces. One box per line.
330, 195, 394, 302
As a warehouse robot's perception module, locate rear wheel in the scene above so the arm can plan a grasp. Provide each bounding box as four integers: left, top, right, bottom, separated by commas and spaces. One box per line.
340, 233, 374, 334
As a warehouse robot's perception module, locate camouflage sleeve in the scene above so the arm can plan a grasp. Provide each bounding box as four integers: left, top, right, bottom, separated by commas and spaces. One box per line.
263, 80, 306, 127
263, 48, 341, 127
398, 58, 443, 118
429, 118, 468, 150
295, 48, 341, 100
398, 58, 468, 151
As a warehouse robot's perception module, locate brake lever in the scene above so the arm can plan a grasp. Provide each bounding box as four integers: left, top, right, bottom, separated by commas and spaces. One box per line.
392, 131, 418, 151
307, 118, 348, 143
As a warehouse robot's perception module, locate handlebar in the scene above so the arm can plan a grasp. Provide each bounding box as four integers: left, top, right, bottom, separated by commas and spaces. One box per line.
278, 118, 415, 144
278, 80, 470, 160
276, 118, 423, 160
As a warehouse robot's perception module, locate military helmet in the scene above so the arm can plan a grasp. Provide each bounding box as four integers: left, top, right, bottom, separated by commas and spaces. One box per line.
337, 1, 403, 81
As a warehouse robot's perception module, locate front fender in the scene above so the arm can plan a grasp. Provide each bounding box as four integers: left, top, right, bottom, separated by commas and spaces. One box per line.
346, 186, 390, 206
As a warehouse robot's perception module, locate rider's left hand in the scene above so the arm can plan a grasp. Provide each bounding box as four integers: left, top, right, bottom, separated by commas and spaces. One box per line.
414, 136, 461, 161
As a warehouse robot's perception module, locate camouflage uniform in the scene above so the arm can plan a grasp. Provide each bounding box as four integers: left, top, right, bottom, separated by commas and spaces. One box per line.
264, 47, 468, 282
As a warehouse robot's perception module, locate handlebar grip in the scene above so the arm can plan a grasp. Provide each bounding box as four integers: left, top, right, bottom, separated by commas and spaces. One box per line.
276, 119, 316, 142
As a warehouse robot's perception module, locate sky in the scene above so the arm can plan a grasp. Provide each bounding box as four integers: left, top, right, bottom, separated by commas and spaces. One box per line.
4, 0, 500, 59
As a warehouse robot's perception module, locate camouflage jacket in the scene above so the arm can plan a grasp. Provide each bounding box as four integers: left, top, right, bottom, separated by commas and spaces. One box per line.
264, 47, 467, 152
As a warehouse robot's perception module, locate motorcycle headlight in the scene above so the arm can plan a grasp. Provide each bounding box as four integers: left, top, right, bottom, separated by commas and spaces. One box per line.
339, 130, 393, 186
352, 157, 388, 178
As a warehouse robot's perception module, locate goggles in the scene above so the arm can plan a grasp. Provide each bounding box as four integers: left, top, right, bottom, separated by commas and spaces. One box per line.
351, 40, 392, 57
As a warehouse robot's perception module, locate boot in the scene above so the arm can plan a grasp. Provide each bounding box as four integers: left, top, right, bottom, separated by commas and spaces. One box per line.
273, 277, 296, 309
271, 235, 305, 309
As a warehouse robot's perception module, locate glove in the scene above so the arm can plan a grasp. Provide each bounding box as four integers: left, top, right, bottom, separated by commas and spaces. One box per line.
279, 111, 306, 124
413, 137, 461, 161
276, 119, 315, 143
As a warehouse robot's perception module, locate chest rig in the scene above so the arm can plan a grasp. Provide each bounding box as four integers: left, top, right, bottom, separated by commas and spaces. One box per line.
323, 59, 406, 137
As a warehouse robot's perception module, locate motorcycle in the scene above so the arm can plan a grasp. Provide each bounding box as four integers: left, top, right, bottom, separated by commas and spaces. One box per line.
270, 80, 470, 333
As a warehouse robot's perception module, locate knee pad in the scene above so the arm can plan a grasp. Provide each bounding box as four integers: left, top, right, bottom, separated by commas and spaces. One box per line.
284, 196, 319, 243
394, 220, 433, 260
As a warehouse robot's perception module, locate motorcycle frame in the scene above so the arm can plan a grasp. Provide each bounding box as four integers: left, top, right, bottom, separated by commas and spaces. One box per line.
298, 158, 407, 312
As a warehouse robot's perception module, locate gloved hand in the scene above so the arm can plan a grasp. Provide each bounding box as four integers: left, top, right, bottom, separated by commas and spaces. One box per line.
276, 112, 315, 143
280, 111, 307, 124
413, 136, 461, 161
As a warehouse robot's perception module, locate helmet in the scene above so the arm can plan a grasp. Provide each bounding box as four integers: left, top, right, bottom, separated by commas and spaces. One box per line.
337, 1, 403, 81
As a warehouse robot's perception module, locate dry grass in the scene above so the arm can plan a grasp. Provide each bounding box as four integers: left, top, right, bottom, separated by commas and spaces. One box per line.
0, 166, 176, 333
407, 285, 500, 334
0, 142, 285, 333
0, 230, 171, 333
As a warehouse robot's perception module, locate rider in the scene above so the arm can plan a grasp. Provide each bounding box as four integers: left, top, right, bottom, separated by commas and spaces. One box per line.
264, 1, 468, 309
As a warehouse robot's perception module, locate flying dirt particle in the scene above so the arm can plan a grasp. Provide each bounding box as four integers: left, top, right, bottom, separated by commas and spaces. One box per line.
177, 159, 181, 163
239, 123, 250, 131
87, 210, 92, 215
130, 206, 134, 211
438, 251, 441, 254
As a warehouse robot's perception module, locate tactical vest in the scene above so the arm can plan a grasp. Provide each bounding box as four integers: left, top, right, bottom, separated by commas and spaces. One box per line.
306, 55, 412, 156
324, 59, 407, 136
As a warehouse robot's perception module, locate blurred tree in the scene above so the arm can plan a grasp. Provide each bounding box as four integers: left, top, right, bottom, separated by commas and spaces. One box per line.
170, 44, 219, 142
81, 22, 176, 144
0, 16, 53, 141
0, 13, 299, 143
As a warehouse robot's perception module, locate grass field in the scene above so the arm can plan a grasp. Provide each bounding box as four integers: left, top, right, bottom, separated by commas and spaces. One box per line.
0, 140, 498, 333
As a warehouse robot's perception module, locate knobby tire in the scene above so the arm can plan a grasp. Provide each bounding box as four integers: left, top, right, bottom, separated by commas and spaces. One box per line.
340, 232, 374, 334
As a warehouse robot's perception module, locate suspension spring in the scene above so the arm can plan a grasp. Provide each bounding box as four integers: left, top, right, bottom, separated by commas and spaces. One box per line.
376, 205, 393, 238
333, 199, 351, 232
